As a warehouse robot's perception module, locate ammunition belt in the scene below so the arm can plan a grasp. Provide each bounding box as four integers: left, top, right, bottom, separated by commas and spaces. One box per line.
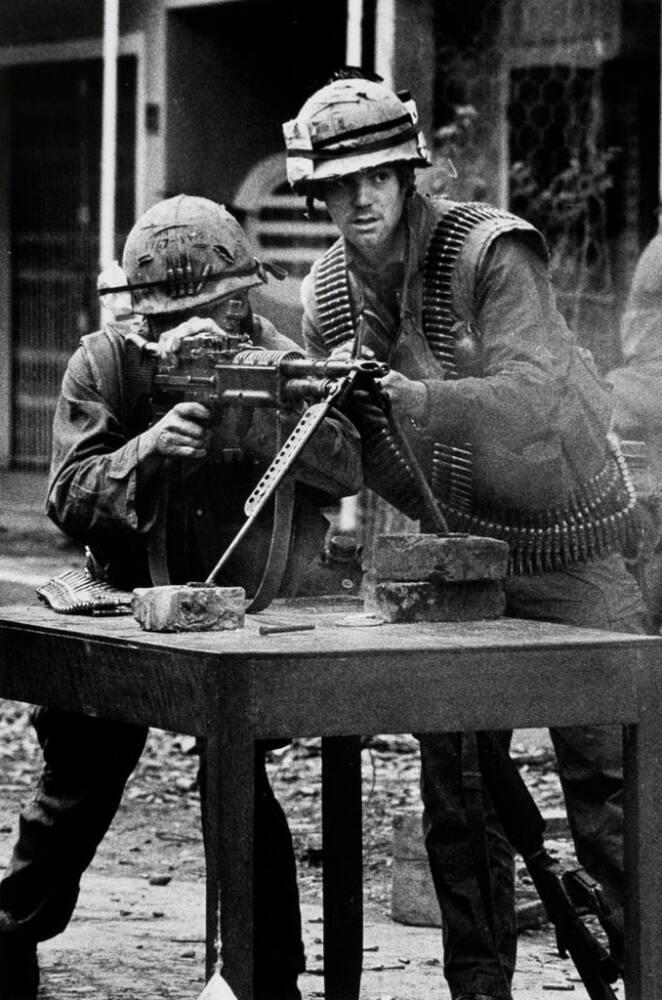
362, 429, 640, 574
359, 422, 430, 522
313, 208, 643, 574
314, 240, 356, 350
422, 201, 533, 377
422, 202, 540, 507
438, 438, 641, 575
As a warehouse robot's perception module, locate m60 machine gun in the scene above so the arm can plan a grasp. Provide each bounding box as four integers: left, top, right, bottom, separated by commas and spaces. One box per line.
133, 302, 388, 609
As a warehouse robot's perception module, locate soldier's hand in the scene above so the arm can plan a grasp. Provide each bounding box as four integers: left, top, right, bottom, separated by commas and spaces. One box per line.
142, 402, 212, 459
380, 371, 428, 424
156, 317, 225, 359
327, 342, 376, 364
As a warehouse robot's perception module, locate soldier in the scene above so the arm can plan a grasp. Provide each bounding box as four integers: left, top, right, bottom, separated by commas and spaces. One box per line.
0, 194, 362, 1000
283, 70, 647, 1000
607, 223, 662, 629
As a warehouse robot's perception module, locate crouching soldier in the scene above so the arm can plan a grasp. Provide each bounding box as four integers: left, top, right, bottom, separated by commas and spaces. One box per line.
0, 194, 362, 1000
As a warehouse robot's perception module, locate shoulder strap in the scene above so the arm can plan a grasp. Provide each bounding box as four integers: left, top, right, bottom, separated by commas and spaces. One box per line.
122, 334, 157, 438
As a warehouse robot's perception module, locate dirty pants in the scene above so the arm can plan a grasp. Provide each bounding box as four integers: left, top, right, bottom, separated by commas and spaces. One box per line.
419, 553, 648, 999
0, 710, 305, 999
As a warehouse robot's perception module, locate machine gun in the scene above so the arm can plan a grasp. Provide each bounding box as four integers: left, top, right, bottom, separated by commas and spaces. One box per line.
476, 731, 621, 1000
138, 304, 388, 608
151, 329, 387, 460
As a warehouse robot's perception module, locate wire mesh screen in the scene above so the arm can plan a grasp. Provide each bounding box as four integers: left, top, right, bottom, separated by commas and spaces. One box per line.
427, 0, 648, 373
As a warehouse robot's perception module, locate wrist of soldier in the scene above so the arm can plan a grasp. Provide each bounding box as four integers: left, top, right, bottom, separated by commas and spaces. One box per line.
137, 428, 165, 477
402, 380, 430, 428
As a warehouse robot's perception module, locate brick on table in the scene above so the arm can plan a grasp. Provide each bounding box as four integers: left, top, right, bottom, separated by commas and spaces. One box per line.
132, 584, 245, 632
373, 533, 509, 583
364, 579, 506, 623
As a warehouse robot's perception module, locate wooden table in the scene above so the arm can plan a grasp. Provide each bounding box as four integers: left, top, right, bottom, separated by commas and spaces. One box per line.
0, 601, 661, 999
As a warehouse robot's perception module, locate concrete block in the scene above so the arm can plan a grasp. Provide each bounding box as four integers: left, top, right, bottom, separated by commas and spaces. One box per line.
132, 585, 245, 632
373, 533, 509, 583
364, 579, 506, 623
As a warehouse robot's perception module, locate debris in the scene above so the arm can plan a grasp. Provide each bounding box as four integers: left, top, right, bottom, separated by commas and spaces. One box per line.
197, 971, 239, 999
149, 874, 172, 886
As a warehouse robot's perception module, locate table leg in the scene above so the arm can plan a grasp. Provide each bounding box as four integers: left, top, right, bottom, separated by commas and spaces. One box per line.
623, 647, 662, 1000
322, 735, 363, 1000
205, 733, 255, 1000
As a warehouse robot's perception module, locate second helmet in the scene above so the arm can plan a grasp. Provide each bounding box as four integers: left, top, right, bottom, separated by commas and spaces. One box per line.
283, 77, 431, 191
121, 195, 266, 315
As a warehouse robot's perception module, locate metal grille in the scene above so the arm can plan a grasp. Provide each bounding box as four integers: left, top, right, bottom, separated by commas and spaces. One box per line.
427, 0, 650, 372
235, 152, 338, 342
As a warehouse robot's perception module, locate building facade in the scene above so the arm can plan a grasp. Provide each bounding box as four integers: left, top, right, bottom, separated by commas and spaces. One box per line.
0, 0, 657, 467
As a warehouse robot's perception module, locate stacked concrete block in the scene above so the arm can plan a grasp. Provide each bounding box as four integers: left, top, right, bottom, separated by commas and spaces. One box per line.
364, 533, 509, 623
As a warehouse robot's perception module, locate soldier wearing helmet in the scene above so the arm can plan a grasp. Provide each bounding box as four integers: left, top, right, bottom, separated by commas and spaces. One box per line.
0, 195, 361, 1000
284, 70, 646, 1000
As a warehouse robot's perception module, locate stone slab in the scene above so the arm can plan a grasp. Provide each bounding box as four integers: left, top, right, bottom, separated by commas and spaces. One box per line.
364, 579, 506, 623
132, 585, 245, 632
373, 533, 509, 583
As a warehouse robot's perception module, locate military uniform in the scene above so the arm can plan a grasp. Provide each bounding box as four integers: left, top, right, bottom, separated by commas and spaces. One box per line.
608, 232, 662, 629
0, 233, 361, 999
301, 190, 647, 998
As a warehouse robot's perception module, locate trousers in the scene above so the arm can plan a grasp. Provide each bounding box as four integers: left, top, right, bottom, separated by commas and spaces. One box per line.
0, 709, 305, 998
419, 552, 648, 999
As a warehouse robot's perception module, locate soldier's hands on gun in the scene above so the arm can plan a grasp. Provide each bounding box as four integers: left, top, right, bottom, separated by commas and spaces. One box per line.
140, 304, 251, 463
141, 401, 212, 460
152, 314, 227, 359
140, 315, 228, 462
327, 340, 428, 426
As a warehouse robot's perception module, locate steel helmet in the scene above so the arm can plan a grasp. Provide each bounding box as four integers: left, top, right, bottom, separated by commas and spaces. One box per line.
283, 76, 431, 191
121, 195, 267, 315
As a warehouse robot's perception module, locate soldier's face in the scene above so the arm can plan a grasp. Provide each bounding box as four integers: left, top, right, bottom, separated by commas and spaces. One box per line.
321, 165, 407, 259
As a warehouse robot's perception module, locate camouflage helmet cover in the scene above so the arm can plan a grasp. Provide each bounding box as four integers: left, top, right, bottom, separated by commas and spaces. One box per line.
283, 77, 431, 190
121, 194, 266, 315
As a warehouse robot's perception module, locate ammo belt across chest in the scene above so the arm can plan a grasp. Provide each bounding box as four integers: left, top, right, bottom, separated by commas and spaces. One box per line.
313, 206, 641, 574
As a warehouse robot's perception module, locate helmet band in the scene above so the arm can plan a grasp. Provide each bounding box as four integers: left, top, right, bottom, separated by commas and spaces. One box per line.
98, 260, 261, 298
312, 112, 414, 148
287, 124, 420, 162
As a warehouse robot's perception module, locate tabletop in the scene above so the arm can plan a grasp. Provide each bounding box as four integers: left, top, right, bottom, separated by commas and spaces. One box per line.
0, 601, 658, 739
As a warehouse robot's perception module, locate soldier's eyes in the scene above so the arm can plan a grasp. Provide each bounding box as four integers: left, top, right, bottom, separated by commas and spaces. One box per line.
369, 171, 391, 186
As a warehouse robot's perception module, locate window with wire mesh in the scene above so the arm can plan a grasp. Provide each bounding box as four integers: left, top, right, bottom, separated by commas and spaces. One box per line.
429, 0, 635, 371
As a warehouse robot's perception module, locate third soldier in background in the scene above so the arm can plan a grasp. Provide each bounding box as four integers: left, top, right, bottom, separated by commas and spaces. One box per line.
283, 69, 648, 1000
607, 221, 662, 631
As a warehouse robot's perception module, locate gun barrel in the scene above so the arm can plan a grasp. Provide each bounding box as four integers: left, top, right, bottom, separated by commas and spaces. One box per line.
284, 377, 335, 402
279, 357, 389, 379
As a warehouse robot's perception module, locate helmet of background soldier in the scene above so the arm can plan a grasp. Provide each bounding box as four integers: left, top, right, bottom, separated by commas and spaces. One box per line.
283, 74, 431, 192
121, 194, 267, 315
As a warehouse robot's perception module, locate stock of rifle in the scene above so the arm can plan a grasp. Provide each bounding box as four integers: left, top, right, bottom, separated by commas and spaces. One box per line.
477, 731, 620, 1000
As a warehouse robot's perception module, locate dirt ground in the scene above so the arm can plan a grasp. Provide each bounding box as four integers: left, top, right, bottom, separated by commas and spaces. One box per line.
0, 702, 606, 999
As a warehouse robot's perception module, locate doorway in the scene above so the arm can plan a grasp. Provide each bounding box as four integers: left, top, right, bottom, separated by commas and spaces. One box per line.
9, 56, 136, 467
